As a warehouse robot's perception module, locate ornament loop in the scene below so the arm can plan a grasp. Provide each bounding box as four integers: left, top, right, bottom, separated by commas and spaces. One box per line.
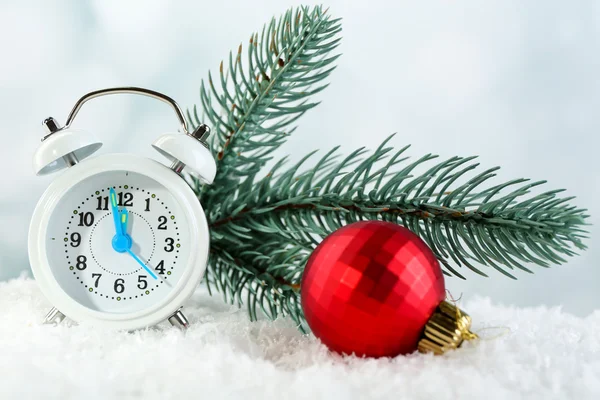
417, 300, 478, 355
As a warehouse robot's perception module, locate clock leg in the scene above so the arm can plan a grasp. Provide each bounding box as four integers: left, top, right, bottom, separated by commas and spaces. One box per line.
168, 308, 190, 330
44, 307, 66, 325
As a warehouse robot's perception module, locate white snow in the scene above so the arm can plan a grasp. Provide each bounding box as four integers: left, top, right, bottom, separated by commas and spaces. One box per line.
0, 277, 598, 400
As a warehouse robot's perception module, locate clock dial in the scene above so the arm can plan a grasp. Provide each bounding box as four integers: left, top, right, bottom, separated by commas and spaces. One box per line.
45, 170, 191, 313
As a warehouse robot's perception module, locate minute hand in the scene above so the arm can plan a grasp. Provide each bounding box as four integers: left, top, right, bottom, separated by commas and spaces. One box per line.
126, 249, 158, 280
120, 208, 158, 280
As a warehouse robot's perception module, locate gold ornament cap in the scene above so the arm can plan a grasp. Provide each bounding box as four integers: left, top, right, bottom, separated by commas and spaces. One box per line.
418, 300, 478, 355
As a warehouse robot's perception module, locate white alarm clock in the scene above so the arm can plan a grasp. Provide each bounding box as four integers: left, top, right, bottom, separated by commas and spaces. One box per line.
28, 87, 216, 330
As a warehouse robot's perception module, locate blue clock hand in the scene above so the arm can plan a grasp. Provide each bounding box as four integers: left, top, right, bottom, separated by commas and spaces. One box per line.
120, 208, 128, 236
120, 208, 158, 280
109, 188, 124, 236
120, 206, 129, 236
126, 248, 158, 280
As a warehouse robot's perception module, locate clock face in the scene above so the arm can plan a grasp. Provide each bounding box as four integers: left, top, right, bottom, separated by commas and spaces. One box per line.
45, 170, 191, 314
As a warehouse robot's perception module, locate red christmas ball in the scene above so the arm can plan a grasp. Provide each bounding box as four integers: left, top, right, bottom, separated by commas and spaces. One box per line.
301, 221, 446, 357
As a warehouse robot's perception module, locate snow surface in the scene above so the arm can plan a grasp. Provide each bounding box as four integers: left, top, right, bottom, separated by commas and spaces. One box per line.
0, 277, 598, 400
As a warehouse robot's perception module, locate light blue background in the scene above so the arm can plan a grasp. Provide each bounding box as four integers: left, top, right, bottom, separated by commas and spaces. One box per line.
1, 0, 598, 315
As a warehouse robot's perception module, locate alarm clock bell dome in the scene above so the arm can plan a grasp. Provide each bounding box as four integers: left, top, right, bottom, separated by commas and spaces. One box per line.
152, 127, 216, 185
33, 120, 102, 175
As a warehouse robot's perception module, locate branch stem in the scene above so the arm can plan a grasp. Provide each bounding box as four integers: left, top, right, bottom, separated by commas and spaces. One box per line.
208, 200, 561, 233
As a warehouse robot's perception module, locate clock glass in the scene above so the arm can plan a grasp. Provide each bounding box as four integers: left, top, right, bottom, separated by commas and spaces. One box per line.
45, 170, 191, 314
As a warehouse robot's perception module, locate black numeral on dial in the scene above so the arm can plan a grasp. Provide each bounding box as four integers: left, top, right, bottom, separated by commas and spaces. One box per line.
144, 198, 151, 212
137, 276, 148, 290
157, 216, 167, 230
70, 232, 81, 247
117, 192, 133, 207
114, 279, 125, 294
92, 273, 102, 288
96, 196, 109, 211
78, 212, 94, 227
155, 260, 165, 275
76, 255, 87, 270
164, 238, 175, 252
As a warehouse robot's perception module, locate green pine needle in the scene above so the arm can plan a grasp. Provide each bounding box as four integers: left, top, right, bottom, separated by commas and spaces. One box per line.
192, 6, 590, 325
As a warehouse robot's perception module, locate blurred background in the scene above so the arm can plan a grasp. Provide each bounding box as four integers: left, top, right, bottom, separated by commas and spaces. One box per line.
0, 0, 598, 315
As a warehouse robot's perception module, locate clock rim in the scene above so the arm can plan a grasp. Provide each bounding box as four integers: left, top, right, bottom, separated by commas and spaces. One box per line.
28, 153, 209, 330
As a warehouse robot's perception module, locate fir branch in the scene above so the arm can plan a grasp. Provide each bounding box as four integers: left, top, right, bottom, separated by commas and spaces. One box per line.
210, 135, 589, 283
191, 5, 341, 210
192, 6, 589, 325
206, 239, 307, 324
190, 5, 342, 325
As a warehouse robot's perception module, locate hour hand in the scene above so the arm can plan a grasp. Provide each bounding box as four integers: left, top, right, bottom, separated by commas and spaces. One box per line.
120, 207, 129, 236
